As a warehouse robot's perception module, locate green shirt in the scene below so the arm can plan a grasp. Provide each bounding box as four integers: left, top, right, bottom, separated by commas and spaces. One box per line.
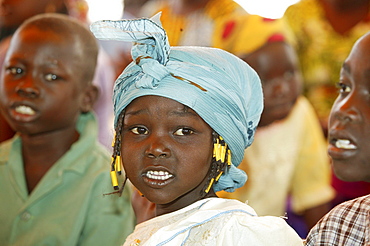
0, 112, 134, 246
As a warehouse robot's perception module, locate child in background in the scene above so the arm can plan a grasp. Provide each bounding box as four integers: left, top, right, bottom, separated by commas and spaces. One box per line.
305, 31, 370, 245
90, 15, 304, 245
0, 14, 134, 245
0, 0, 116, 150
218, 36, 334, 236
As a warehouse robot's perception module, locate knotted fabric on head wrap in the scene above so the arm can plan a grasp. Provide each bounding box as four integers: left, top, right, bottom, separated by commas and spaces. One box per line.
90, 13, 263, 193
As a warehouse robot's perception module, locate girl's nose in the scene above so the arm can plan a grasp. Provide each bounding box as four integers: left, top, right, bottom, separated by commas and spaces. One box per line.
145, 135, 171, 159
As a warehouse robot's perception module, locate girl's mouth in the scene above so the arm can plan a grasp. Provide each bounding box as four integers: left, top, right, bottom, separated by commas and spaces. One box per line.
145, 170, 173, 180
142, 170, 175, 188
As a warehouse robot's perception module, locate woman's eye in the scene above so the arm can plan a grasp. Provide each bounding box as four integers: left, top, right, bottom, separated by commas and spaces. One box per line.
131, 127, 148, 135
174, 128, 194, 136
336, 82, 351, 93
45, 73, 59, 81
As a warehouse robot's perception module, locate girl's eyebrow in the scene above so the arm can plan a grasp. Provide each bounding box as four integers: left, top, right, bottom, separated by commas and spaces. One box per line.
125, 109, 198, 117
169, 110, 198, 117
125, 109, 148, 116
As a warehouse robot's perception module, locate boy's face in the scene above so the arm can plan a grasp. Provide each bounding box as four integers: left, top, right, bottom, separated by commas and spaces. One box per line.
0, 26, 90, 136
246, 42, 302, 127
328, 33, 370, 182
120, 95, 214, 213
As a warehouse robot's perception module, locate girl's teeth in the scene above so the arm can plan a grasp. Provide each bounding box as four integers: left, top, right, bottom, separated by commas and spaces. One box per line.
146, 170, 173, 180
15, 105, 35, 115
335, 139, 357, 150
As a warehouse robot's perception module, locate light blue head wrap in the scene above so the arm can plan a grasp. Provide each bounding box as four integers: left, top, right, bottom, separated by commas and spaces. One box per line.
90, 14, 263, 193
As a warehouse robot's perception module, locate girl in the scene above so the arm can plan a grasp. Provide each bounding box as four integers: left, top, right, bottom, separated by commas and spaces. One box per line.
90, 14, 303, 245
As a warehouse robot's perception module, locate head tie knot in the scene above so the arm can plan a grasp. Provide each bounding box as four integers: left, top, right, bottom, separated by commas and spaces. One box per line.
90, 13, 171, 89
134, 55, 170, 89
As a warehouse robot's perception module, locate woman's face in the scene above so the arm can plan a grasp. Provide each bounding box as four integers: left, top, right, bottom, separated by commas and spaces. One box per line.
120, 95, 214, 215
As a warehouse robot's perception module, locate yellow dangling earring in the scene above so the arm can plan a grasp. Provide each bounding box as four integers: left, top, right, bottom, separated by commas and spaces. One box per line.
204, 134, 231, 194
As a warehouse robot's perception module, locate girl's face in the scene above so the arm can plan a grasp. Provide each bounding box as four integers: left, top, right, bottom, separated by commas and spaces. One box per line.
328, 34, 370, 182
120, 95, 214, 215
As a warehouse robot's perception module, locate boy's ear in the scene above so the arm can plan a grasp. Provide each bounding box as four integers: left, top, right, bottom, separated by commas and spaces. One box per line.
80, 85, 99, 113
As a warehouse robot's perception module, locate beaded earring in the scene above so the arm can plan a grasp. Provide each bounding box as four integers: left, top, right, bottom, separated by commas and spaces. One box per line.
106, 113, 127, 196
204, 133, 232, 194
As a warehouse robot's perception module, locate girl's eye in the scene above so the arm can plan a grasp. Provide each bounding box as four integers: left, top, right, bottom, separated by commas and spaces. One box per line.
174, 128, 194, 136
336, 82, 351, 93
131, 126, 148, 135
45, 73, 59, 81
7, 67, 23, 75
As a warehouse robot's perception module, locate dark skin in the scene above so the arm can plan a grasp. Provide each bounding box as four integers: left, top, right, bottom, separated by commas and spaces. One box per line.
0, 114, 14, 141
243, 41, 330, 230
243, 42, 302, 127
0, 19, 98, 193
319, 0, 370, 35
328, 32, 370, 182
0, 0, 68, 142
120, 95, 216, 216
0, 0, 66, 30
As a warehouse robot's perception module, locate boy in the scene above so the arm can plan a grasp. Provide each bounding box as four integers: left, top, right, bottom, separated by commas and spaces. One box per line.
305, 31, 370, 245
0, 13, 134, 245
0, 0, 116, 150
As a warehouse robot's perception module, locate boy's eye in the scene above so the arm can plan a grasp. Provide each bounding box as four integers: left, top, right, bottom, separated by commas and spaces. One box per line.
174, 128, 194, 136
45, 73, 59, 81
336, 82, 351, 93
131, 126, 149, 135
7, 67, 23, 75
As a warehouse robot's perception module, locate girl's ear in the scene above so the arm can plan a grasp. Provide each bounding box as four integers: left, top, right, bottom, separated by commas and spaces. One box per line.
80, 85, 99, 113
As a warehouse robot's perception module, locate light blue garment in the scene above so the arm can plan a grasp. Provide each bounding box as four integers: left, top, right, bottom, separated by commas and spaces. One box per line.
90, 14, 263, 192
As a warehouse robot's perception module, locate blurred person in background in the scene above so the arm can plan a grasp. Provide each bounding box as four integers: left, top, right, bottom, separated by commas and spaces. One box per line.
284, 0, 370, 211
218, 31, 334, 238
